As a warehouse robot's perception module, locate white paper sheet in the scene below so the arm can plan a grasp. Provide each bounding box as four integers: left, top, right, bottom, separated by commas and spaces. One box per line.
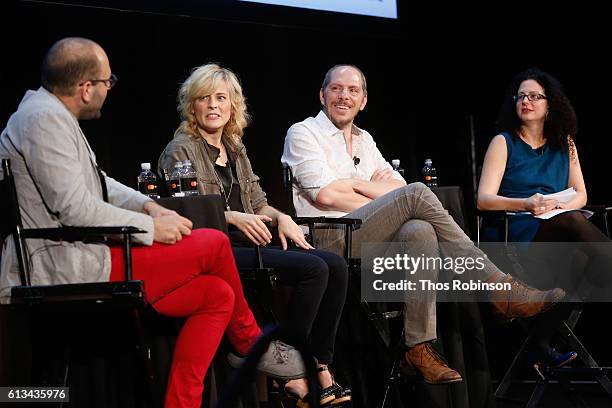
534, 188, 592, 219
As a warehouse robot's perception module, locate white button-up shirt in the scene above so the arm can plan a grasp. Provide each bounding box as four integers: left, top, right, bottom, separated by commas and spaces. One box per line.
282, 111, 404, 217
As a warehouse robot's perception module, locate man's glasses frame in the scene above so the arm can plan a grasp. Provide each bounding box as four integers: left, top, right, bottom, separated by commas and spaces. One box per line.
79, 73, 118, 89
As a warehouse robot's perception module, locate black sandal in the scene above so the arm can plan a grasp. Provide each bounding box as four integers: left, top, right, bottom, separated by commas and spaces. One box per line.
276, 379, 330, 408
281, 366, 352, 407
292, 367, 336, 407
319, 366, 351, 406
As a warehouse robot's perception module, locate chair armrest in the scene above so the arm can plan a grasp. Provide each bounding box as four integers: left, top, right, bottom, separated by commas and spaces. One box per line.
21, 226, 146, 243
11, 280, 145, 304
475, 209, 517, 218
584, 205, 612, 214
476, 210, 517, 245
292, 217, 361, 262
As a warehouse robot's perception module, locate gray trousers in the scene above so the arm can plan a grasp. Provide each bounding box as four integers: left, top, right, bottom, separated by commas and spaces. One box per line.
314, 182, 502, 347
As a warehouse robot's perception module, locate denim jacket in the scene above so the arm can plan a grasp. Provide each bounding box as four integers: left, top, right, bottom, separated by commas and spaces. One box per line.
158, 132, 268, 214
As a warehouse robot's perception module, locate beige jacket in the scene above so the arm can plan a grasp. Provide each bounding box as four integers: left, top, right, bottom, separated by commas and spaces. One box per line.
158, 132, 268, 214
0, 87, 154, 302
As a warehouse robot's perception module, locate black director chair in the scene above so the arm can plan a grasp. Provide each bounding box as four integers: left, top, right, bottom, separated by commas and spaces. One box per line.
282, 164, 424, 408
0, 158, 153, 407
476, 208, 612, 407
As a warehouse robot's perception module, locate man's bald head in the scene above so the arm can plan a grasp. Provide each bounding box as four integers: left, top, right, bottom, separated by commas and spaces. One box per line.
41, 37, 106, 96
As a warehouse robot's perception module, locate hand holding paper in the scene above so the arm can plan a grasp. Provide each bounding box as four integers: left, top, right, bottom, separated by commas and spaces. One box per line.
524, 193, 559, 216
534, 188, 592, 219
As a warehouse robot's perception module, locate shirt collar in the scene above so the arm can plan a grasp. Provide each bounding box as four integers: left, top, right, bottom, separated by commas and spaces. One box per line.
315, 110, 363, 138
201, 137, 223, 163
201, 137, 237, 165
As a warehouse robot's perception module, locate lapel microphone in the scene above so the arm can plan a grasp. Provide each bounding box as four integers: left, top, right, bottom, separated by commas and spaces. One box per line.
353, 156, 360, 165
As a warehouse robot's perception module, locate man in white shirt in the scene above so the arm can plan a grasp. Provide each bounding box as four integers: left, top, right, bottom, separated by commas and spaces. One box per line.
282, 64, 566, 384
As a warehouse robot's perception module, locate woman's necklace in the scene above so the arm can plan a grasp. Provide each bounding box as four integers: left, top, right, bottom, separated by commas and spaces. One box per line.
212, 144, 234, 211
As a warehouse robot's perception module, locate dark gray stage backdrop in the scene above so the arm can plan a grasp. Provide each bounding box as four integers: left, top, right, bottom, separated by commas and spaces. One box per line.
1, 0, 611, 381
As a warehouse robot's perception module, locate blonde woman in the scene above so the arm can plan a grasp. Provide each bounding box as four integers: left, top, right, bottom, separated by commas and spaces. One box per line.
159, 64, 351, 407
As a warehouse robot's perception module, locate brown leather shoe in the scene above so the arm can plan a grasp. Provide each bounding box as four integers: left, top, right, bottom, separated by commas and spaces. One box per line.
405, 343, 463, 385
488, 274, 565, 318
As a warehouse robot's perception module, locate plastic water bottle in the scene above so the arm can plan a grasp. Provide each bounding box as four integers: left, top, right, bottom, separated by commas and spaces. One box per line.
180, 160, 199, 196
137, 163, 160, 198
391, 159, 405, 178
158, 167, 170, 197
169, 162, 183, 197
422, 158, 438, 187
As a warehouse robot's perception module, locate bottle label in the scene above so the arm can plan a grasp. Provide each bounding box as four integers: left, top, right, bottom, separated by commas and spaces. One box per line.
181, 177, 198, 192
425, 176, 431, 181
170, 180, 181, 193
138, 181, 157, 195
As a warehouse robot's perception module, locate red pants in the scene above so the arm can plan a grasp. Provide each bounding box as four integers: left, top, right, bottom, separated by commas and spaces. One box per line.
109, 228, 261, 408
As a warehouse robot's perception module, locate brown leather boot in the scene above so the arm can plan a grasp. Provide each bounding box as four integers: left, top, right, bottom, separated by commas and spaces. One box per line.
488, 274, 565, 318
405, 342, 463, 384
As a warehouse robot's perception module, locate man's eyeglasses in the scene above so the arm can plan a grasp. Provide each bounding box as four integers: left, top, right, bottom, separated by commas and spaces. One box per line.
513, 92, 547, 103
80, 73, 118, 89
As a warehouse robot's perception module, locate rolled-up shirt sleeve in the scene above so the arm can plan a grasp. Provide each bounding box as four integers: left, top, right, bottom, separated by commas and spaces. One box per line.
283, 123, 338, 202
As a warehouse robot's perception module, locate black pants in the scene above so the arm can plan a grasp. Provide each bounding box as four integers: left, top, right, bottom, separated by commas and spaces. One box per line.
534, 210, 609, 242
530, 211, 612, 352
233, 247, 348, 364
534, 211, 612, 296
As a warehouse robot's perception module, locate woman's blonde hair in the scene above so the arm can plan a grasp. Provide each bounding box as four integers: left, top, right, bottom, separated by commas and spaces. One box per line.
175, 63, 250, 151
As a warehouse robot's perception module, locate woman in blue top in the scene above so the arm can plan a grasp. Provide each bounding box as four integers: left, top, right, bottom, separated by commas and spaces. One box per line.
478, 68, 587, 242
478, 68, 611, 368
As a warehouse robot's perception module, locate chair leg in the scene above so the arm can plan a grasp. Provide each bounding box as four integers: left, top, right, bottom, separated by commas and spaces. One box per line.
494, 333, 533, 398
559, 322, 612, 397
256, 372, 269, 403
565, 308, 582, 330
377, 327, 406, 408
524, 378, 547, 408
58, 346, 70, 408
378, 357, 402, 408
131, 308, 155, 406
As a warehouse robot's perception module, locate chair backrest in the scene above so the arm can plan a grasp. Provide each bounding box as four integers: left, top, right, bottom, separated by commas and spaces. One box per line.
1, 159, 32, 286
1, 159, 24, 241
281, 163, 297, 218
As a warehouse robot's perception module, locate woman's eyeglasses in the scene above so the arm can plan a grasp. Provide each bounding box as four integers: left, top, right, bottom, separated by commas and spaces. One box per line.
513, 92, 547, 102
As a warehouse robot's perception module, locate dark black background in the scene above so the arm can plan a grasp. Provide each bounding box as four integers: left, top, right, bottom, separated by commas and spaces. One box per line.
1, 0, 612, 385
2, 1, 610, 213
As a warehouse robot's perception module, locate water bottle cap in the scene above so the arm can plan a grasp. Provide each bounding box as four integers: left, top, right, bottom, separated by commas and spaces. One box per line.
141, 163, 151, 170
391, 159, 400, 167
425, 158, 432, 165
